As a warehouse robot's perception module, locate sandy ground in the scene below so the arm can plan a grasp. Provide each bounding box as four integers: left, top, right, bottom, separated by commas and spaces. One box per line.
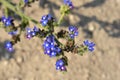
0, 0, 120, 80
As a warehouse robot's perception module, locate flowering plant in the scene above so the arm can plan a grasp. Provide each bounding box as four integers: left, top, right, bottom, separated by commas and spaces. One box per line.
0, 0, 95, 72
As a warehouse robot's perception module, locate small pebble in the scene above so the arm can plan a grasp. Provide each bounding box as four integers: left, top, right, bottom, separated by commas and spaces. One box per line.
2, 60, 9, 66
88, 23, 95, 32
16, 56, 23, 63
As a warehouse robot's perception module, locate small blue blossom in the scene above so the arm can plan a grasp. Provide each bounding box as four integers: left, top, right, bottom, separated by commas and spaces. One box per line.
31, 31, 36, 36
60, 66, 67, 71
26, 27, 31, 34
47, 14, 53, 20
56, 66, 61, 70
8, 30, 18, 36
4, 41, 14, 52
40, 14, 53, 26
26, 34, 32, 39
56, 59, 64, 67
43, 41, 51, 49
68, 26, 78, 39
64, 0, 74, 9
83, 40, 95, 52
69, 34, 74, 39
44, 48, 51, 55
33, 26, 40, 32
24, 0, 29, 4
50, 51, 57, 57
1, 16, 7, 23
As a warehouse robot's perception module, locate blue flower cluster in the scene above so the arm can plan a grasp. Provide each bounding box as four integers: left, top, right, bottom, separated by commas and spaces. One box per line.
55, 58, 66, 71
5, 41, 14, 52
64, 0, 74, 9
69, 26, 78, 39
40, 14, 53, 26
26, 26, 40, 39
43, 35, 61, 57
0, 16, 18, 36
84, 40, 95, 52
1, 16, 13, 27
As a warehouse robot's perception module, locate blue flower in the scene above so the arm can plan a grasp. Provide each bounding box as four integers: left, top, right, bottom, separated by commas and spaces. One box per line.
56, 65, 61, 70
56, 59, 64, 67
31, 31, 36, 36
33, 26, 40, 32
43, 41, 51, 49
60, 66, 67, 71
40, 14, 53, 26
4, 41, 14, 52
8, 30, 18, 36
24, 0, 29, 4
1, 16, 7, 23
44, 48, 51, 55
68, 26, 78, 39
26, 27, 31, 33
50, 51, 57, 57
64, 0, 74, 9
84, 40, 95, 52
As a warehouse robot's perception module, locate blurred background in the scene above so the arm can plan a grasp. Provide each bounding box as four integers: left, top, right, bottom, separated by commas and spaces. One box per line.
0, 0, 120, 80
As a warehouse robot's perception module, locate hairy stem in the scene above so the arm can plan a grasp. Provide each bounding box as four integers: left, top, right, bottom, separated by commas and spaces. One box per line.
57, 13, 65, 25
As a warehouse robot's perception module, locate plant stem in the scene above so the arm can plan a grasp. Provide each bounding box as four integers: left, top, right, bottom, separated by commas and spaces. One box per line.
0, 22, 2, 28
57, 13, 65, 25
